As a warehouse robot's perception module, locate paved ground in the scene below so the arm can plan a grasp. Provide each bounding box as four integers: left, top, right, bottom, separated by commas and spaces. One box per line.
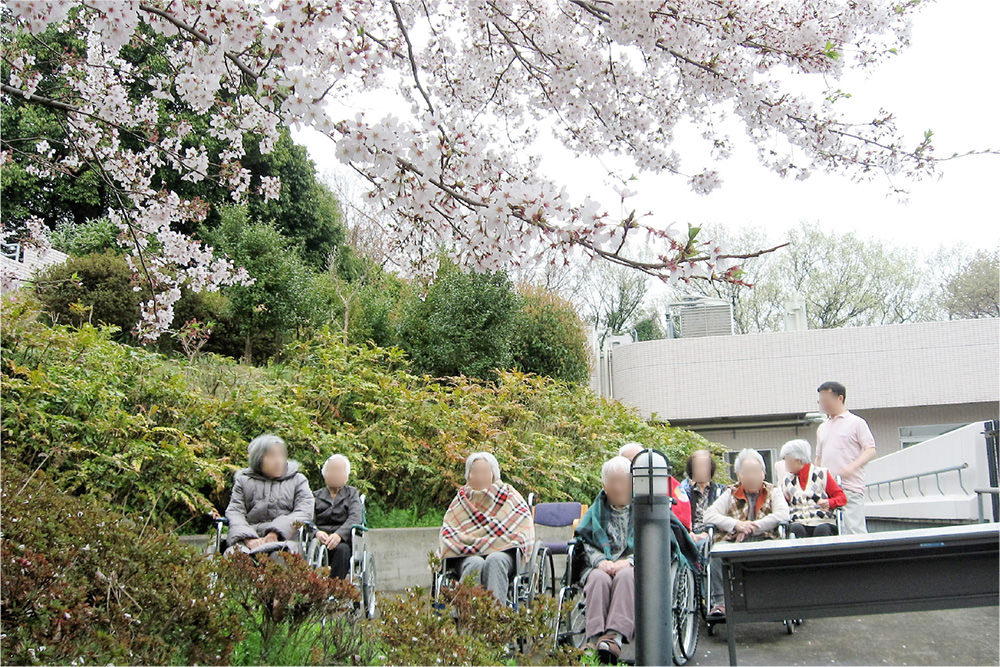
686, 606, 999, 666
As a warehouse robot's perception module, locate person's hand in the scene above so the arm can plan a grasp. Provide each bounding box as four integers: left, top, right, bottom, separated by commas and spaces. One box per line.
612, 559, 633, 574
263, 531, 280, 544
597, 560, 616, 575
734, 520, 755, 535
691, 532, 708, 541
819, 499, 830, 511
244, 536, 263, 550
316, 529, 330, 545
326, 532, 342, 549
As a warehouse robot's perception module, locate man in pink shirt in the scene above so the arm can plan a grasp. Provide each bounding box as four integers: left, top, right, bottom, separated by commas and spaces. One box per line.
814, 381, 877, 534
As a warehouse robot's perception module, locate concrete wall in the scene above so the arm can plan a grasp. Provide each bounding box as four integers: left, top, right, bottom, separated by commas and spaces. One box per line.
864, 421, 996, 522
606, 318, 999, 422
179, 524, 578, 592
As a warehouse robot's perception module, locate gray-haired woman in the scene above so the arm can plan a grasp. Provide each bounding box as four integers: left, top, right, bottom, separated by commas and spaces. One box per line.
313, 454, 363, 579
702, 448, 790, 617
225, 434, 314, 555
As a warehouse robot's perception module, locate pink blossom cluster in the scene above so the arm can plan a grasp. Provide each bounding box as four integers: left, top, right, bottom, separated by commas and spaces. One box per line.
2, 0, 938, 339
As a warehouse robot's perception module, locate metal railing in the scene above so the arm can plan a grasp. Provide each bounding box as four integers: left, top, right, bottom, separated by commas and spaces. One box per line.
866, 462, 969, 502
975, 488, 1000, 524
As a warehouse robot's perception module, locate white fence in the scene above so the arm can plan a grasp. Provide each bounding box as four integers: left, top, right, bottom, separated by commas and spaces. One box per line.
864, 421, 997, 522
1, 244, 68, 286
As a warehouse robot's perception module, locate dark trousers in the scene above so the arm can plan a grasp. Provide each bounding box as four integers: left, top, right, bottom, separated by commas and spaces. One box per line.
789, 522, 836, 538
328, 540, 352, 579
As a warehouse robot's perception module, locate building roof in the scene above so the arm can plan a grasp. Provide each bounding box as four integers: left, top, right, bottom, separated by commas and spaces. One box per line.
608, 318, 1000, 422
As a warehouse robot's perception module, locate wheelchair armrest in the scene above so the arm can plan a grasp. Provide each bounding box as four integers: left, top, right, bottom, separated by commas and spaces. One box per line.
777, 521, 790, 539
213, 516, 230, 526
351, 523, 369, 533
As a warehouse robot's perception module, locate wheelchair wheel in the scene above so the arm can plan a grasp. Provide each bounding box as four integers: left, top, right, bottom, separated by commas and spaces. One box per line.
362, 552, 377, 619
557, 590, 587, 648
671, 560, 700, 665
530, 547, 553, 602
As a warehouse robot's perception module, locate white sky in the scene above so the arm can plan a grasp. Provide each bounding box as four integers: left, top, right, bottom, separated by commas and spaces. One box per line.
295, 0, 1000, 258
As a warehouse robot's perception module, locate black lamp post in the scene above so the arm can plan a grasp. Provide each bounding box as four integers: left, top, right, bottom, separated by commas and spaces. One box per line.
632, 448, 672, 667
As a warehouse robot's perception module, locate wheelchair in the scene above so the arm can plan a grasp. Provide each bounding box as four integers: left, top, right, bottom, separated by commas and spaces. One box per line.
300, 494, 377, 619
432, 491, 554, 613
554, 515, 701, 665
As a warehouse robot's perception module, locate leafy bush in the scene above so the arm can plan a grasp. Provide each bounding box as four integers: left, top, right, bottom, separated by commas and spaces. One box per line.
49, 217, 121, 257
512, 285, 591, 383
1, 294, 723, 531
220, 550, 374, 666
397, 261, 520, 380
0, 465, 239, 665
377, 582, 579, 666
34, 251, 141, 335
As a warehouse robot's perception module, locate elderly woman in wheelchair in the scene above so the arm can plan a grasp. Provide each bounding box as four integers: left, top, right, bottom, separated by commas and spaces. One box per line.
220, 434, 314, 557
573, 455, 635, 662
779, 439, 847, 538
702, 448, 789, 618
435, 452, 538, 607
310, 454, 363, 579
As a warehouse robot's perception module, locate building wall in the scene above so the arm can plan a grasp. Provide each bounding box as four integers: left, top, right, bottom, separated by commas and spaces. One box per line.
607, 318, 999, 422
690, 401, 999, 470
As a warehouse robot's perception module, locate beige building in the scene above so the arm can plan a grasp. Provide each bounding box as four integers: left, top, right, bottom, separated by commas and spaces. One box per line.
596, 318, 999, 476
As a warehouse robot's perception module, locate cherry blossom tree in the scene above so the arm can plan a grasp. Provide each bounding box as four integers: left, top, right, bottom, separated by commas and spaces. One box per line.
1, 0, 984, 340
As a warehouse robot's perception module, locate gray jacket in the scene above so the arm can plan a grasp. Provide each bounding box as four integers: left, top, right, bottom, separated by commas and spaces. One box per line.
225, 460, 314, 544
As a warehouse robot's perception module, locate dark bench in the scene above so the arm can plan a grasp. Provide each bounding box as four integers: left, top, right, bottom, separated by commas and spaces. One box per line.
714, 523, 1000, 665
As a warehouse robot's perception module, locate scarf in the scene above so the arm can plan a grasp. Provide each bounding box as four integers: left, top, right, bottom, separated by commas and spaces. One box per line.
574, 489, 634, 559
439, 482, 534, 564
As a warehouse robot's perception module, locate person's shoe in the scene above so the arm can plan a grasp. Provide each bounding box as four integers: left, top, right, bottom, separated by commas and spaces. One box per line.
709, 604, 726, 618
596, 632, 622, 664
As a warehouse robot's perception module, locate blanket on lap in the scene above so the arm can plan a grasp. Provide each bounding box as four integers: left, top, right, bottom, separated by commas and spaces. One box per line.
439, 482, 535, 565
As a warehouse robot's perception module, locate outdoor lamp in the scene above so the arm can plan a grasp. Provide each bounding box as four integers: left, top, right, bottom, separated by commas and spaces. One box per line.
631, 449, 671, 498
631, 447, 673, 666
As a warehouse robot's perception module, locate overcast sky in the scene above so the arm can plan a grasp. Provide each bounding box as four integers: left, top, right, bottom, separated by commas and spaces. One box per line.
295, 0, 1000, 259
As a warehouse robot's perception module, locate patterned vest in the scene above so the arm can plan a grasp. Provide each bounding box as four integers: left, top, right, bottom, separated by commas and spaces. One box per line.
782, 465, 836, 526
715, 481, 780, 543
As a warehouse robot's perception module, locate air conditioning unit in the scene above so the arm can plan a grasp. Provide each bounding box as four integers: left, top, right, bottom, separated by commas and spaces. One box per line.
667, 296, 734, 338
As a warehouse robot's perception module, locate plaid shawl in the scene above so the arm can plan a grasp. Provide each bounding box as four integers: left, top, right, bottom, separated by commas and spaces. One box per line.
439, 482, 534, 564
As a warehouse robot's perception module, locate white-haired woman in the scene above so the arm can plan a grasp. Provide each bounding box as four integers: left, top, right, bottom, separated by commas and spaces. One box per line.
702, 448, 790, 617
574, 455, 635, 662
779, 439, 846, 539
438, 452, 535, 605
225, 434, 314, 555
313, 454, 363, 579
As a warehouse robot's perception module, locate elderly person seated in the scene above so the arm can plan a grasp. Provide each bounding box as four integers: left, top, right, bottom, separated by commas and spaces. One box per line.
313, 454, 363, 579
680, 449, 726, 542
225, 434, 314, 556
574, 455, 635, 662
438, 452, 535, 605
618, 442, 692, 530
702, 448, 790, 617
779, 439, 846, 538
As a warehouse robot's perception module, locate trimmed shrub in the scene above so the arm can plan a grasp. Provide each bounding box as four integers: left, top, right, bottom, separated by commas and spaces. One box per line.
397, 261, 520, 380
512, 285, 591, 383
33, 251, 141, 335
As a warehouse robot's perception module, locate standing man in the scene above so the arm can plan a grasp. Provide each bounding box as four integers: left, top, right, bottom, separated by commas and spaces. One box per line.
815, 381, 877, 534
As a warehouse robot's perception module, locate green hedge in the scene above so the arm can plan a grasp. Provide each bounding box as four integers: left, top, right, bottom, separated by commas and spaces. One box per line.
1, 294, 723, 531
